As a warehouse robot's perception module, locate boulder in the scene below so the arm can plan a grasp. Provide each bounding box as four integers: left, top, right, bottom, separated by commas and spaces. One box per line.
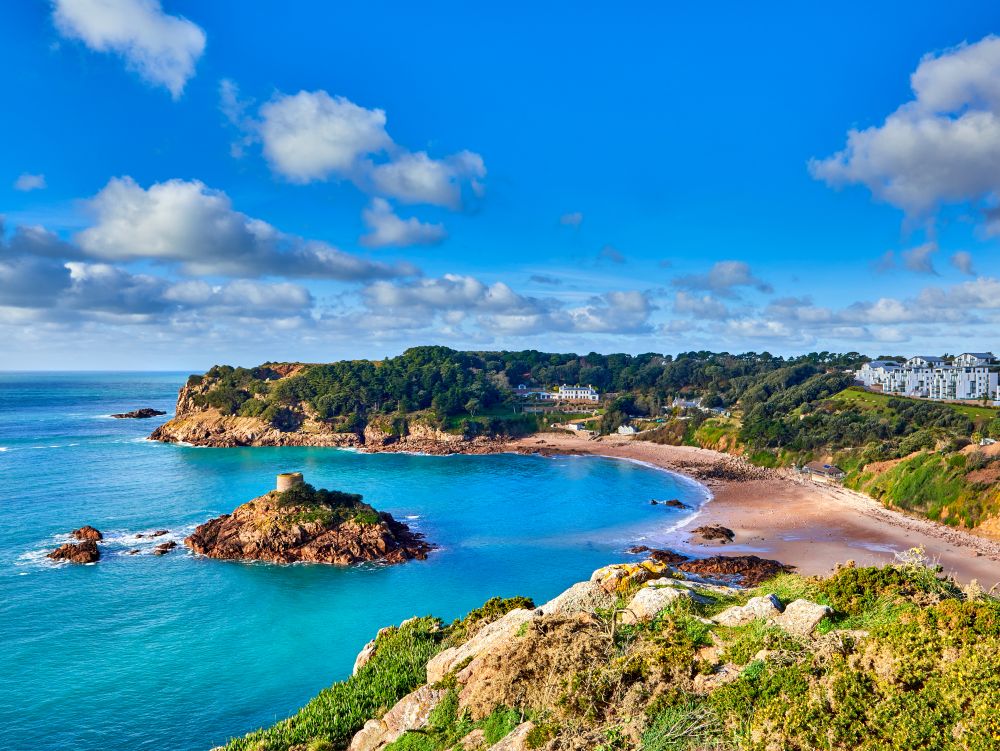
538, 581, 614, 616
426, 608, 536, 684
149, 530, 169, 538
347, 684, 444, 751
153, 541, 177, 556
662, 498, 691, 509
690, 524, 735, 543
48, 540, 100, 563
590, 561, 670, 593
352, 639, 377, 675
712, 594, 784, 627
71, 525, 103, 541
487, 722, 535, 751
772, 599, 832, 636
459, 728, 486, 750
619, 585, 693, 624
677, 555, 794, 586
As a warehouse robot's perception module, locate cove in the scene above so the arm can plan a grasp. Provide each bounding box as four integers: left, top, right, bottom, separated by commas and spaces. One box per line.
0, 373, 707, 751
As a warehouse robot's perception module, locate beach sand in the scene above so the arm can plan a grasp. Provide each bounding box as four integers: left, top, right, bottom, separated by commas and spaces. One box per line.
508, 432, 1000, 589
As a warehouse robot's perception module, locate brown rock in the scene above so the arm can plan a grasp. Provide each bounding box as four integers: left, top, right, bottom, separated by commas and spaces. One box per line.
690, 524, 735, 543
662, 498, 690, 509
149, 530, 169, 537
48, 540, 100, 563
647, 549, 690, 565
185, 488, 435, 565
678, 555, 794, 587
71, 525, 103, 541
153, 541, 177, 556
111, 408, 166, 419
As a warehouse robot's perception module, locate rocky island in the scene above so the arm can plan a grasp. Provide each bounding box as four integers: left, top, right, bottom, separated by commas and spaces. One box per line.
185, 473, 434, 565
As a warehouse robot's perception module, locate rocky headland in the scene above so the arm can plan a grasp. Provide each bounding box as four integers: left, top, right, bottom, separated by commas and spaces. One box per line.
222, 552, 999, 751
185, 474, 434, 565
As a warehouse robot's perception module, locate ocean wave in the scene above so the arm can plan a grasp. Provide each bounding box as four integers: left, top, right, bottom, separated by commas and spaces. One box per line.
0, 446, 9, 452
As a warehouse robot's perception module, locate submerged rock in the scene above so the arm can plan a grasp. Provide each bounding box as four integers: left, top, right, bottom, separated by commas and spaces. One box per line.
48, 540, 100, 563
185, 478, 435, 565
71, 525, 103, 541
153, 541, 177, 556
111, 408, 166, 419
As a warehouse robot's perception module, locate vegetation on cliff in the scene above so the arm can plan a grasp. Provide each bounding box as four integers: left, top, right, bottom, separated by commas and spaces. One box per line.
216, 554, 1000, 751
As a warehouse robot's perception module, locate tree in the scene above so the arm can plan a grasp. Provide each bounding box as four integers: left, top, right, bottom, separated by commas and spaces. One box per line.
465, 398, 482, 417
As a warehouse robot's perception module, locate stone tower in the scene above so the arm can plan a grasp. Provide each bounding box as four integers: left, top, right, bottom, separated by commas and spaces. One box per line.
276, 472, 304, 492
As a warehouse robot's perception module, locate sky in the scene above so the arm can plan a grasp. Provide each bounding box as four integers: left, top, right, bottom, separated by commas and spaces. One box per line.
3, 1, 1000, 369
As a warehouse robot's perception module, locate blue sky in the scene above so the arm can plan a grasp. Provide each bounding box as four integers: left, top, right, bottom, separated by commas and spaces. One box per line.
3, 1, 1000, 369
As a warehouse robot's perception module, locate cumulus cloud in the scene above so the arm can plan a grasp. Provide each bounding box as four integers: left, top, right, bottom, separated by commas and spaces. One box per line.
14, 173, 46, 191
673, 291, 731, 320
673, 260, 772, 297
559, 212, 583, 227
75, 176, 416, 279
950, 251, 976, 275
258, 90, 392, 183
52, 0, 205, 98
810, 35, 1000, 222
360, 198, 446, 248
361, 274, 655, 335
229, 88, 486, 210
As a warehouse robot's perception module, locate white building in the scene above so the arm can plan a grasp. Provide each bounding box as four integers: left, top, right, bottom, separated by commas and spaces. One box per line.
857, 352, 998, 402
617, 424, 638, 435
515, 383, 600, 402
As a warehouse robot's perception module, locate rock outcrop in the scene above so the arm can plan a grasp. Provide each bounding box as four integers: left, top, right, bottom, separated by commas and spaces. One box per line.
713, 594, 784, 626
111, 408, 167, 419
690, 524, 736, 543
348, 684, 445, 751
71, 525, 103, 541
48, 540, 100, 563
678, 554, 794, 586
185, 484, 434, 565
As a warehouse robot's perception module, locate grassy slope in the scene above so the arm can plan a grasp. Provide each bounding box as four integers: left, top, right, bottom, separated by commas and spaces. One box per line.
832, 385, 999, 421
223, 561, 1000, 751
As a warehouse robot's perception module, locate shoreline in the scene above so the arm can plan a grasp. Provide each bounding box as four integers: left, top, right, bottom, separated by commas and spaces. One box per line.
504, 433, 1000, 588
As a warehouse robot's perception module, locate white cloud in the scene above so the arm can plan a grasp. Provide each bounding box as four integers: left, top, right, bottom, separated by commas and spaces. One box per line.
14, 173, 46, 192
673, 291, 730, 320
235, 88, 486, 209
370, 150, 485, 208
673, 260, 772, 297
360, 198, 446, 248
950, 251, 975, 275
258, 90, 391, 183
75, 176, 416, 279
598, 244, 626, 264
52, 0, 205, 98
559, 212, 583, 227
810, 35, 1000, 220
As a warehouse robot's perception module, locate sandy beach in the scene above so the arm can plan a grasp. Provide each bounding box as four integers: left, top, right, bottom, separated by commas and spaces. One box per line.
508, 432, 1000, 589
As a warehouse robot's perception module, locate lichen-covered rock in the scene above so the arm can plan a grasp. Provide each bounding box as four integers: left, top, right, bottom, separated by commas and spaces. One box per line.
713, 594, 784, 626
48, 540, 100, 563
426, 608, 536, 684
538, 580, 614, 616
590, 561, 671, 593
486, 722, 535, 750
458, 728, 486, 749
347, 684, 445, 751
619, 585, 693, 624
772, 599, 832, 636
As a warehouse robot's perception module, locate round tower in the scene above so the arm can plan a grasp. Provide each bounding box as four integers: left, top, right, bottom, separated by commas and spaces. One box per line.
276, 472, 304, 492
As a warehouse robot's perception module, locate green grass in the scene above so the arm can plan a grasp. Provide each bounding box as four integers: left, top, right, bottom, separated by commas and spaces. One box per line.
834, 385, 999, 420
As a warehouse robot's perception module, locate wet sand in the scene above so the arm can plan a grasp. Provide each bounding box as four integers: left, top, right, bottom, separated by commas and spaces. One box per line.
508, 432, 1000, 589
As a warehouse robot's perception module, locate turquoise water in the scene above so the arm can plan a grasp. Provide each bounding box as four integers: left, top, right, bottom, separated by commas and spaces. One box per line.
0, 373, 707, 751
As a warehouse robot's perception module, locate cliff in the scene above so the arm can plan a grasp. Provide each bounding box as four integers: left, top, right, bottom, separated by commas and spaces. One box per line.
217, 550, 1000, 751
150, 378, 508, 452
185, 483, 434, 565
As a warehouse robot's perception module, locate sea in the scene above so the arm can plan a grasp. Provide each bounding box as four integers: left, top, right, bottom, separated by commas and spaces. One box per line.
0, 372, 708, 751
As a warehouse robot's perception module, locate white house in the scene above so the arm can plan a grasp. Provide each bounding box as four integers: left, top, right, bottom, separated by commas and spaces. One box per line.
617, 424, 638, 435
857, 352, 998, 402
516, 383, 600, 402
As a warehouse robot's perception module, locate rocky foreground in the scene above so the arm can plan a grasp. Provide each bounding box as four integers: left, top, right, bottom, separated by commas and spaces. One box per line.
220, 551, 1000, 751
185, 482, 434, 565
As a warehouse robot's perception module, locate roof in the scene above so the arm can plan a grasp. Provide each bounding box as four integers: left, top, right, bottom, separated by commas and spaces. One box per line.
866, 360, 900, 368
958, 352, 995, 359
803, 461, 845, 477
910, 355, 947, 362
